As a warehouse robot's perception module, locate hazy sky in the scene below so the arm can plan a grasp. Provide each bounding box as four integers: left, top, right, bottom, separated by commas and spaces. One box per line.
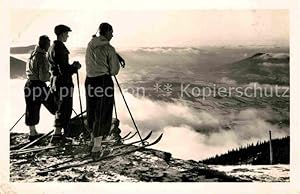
10, 1, 289, 48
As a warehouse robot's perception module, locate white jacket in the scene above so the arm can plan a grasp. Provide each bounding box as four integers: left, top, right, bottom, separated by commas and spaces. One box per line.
26, 45, 50, 82
85, 36, 120, 77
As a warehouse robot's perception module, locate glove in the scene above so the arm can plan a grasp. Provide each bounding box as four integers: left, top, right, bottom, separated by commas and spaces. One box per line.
72, 61, 82, 69
46, 81, 51, 87
117, 54, 125, 68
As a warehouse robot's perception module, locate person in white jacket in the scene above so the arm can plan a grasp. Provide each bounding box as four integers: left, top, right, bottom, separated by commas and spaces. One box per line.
85, 22, 125, 160
24, 35, 57, 141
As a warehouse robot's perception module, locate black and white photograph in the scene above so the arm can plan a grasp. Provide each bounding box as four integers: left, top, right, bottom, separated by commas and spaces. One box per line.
1, 0, 299, 193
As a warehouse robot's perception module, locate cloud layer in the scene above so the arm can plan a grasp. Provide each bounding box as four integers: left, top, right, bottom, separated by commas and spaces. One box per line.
115, 92, 289, 160
9, 80, 289, 161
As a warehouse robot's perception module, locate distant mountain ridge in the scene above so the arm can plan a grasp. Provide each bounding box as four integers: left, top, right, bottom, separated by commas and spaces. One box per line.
10, 45, 35, 54
10, 45, 290, 87
229, 52, 289, 85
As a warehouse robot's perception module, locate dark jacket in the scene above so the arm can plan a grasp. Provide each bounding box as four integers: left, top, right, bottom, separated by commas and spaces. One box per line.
48, 40, 77, 84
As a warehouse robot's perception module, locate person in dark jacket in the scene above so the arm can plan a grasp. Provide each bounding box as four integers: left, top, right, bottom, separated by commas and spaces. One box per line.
24, 35, 57, 141
48, 24, 81, 144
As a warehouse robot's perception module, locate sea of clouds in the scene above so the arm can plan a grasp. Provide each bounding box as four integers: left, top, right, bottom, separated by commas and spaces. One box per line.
8, 79, 289, 160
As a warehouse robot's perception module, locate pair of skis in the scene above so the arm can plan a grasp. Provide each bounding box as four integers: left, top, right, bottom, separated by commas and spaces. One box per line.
11, 130, 145, 156
10, 131, 133, 156
36, 131, 163, 175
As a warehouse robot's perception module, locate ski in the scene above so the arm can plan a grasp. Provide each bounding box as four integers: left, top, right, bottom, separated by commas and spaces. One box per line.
10, 143, 82, 155
10, 131, 148, 156
18, 130, 54, 150
120, 131, 132, 140
10, 130, 54, 151
122, 131, 137, 141
36, 133, 163, 175
101, 131, 133, 144
113, 131, 152, 149
10, 142, 30, 150
38, 131, 153, 170
102, 131, 152, 147
10, 145, 59, 156
10, 143, 88, 156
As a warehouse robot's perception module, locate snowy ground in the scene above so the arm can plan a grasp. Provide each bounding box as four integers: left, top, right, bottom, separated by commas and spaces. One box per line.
10, 133, 241, 182
209, 164, 289, 182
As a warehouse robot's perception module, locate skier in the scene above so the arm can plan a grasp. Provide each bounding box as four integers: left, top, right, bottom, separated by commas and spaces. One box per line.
48, 24, 81, 144
24, 35, 57, 141
85, 22, 125, 160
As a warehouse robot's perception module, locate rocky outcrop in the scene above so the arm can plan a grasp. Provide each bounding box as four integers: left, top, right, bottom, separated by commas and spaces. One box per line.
10, 133, 242, 182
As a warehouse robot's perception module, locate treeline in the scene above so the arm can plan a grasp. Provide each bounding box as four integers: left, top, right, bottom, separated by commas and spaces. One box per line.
202, 136, 289, 165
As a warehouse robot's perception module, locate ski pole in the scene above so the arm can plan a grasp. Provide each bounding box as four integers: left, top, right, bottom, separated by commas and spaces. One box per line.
76, 71, 90, 134
113, 96, 118, 119
113, 75, 144, 145
10, 113, 25, 132
72, 108, 78, 116
72, 110, 86, 120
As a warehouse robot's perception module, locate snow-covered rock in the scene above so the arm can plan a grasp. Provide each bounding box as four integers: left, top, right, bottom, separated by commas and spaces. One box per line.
10, 133, 241, 182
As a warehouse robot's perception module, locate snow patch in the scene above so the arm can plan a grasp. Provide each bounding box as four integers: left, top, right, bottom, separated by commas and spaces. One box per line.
209, 164, 289, 182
